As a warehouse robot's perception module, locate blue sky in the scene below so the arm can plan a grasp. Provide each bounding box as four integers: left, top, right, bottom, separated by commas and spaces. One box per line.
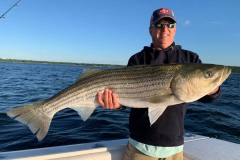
0, 0, 239, 66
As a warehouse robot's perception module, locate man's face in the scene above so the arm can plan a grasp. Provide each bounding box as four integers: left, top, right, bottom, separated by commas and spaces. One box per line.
150, 19, 176, 49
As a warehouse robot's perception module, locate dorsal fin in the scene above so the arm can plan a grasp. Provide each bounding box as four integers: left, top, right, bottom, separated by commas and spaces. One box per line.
79, 68, 102, 80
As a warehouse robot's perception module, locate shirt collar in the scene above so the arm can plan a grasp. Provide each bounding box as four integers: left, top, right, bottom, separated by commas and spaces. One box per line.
151, 42, 175, 51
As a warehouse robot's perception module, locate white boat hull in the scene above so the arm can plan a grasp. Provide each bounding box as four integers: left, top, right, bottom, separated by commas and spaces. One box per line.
0, 134, 240, 160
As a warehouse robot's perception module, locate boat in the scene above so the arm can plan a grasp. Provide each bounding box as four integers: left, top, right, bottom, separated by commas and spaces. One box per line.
0, 133, 239, 160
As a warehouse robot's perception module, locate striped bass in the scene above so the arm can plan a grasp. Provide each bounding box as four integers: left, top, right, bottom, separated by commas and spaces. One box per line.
6, 63, 231, 141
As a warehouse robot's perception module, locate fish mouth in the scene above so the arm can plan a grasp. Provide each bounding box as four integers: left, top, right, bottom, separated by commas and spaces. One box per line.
224, 66, 232, 78
218, 66, 231, 86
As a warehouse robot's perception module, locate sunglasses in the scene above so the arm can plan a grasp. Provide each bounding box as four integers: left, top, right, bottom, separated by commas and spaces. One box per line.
153, 23, 176, 29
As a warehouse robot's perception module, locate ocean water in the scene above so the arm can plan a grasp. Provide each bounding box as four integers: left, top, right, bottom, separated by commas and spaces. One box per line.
0, 62, 239, 152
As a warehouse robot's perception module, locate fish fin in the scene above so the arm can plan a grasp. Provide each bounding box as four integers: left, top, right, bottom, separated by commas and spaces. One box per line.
121, 97, 168, 125
79, 69, 101, 80
148, 106, 168, 125
145, 94, 183, 125
6, 101, 53, 141
70, 106, 96, 121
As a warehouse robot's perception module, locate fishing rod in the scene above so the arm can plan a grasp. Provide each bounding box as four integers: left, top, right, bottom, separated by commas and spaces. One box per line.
0, 0, 22, 19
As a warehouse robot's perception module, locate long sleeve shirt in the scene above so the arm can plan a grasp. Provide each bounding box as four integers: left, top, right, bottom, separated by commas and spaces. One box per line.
127, 43, 221, 147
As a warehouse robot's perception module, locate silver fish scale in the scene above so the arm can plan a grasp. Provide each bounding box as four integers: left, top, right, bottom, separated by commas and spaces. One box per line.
41, 65, 182, 114
82, 66, 177, 98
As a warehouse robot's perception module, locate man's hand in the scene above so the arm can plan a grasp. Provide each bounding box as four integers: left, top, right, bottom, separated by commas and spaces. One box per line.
97, 89, 121, 109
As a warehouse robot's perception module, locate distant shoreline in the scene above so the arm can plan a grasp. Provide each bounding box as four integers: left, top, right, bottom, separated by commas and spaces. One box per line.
0, 58, 240, 73
0, 58, 123, 68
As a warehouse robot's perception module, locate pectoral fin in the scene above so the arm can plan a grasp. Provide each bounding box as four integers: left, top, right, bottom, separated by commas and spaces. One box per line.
148, 106, 167, 125
120, 94, 183, 126
70, 106, 96, 121
146, 94, 183, 125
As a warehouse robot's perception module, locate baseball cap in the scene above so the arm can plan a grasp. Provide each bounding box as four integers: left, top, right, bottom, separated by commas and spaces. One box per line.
150, 8, 176, 25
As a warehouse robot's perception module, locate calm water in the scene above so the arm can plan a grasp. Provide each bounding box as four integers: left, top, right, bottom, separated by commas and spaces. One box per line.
0, 62, 239, 152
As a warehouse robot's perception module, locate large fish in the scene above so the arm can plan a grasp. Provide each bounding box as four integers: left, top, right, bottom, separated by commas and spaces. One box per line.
7, 64, 231, 141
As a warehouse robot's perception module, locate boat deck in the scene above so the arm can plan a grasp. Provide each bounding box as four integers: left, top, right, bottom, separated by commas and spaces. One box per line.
0, 134, 240, 160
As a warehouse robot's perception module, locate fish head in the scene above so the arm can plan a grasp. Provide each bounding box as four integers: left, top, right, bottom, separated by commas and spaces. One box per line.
171, 64, 231, 102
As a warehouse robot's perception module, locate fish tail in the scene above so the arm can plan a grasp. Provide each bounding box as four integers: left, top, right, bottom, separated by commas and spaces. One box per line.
6, 101, 52, 141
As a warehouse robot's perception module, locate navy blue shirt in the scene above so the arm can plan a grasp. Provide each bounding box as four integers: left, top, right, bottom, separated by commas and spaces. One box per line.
127, 43, 220, 147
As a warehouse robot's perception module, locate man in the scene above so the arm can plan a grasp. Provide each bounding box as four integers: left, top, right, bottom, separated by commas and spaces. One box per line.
97, 8, 220, 160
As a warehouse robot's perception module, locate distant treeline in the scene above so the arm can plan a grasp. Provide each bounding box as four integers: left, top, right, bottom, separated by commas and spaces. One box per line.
0, 58, 123, 68
0, 58, 240, 73
230, 66, 240, 73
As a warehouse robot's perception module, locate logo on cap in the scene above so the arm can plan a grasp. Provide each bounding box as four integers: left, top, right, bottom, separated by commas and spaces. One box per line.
150, 8, 176, 26
159, 8, 174, 16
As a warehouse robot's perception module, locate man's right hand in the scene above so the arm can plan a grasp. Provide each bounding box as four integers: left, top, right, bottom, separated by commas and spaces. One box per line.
97, 89, 121, 109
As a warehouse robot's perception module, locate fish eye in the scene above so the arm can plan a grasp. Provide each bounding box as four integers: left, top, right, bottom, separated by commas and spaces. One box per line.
204, 71, 214, 78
